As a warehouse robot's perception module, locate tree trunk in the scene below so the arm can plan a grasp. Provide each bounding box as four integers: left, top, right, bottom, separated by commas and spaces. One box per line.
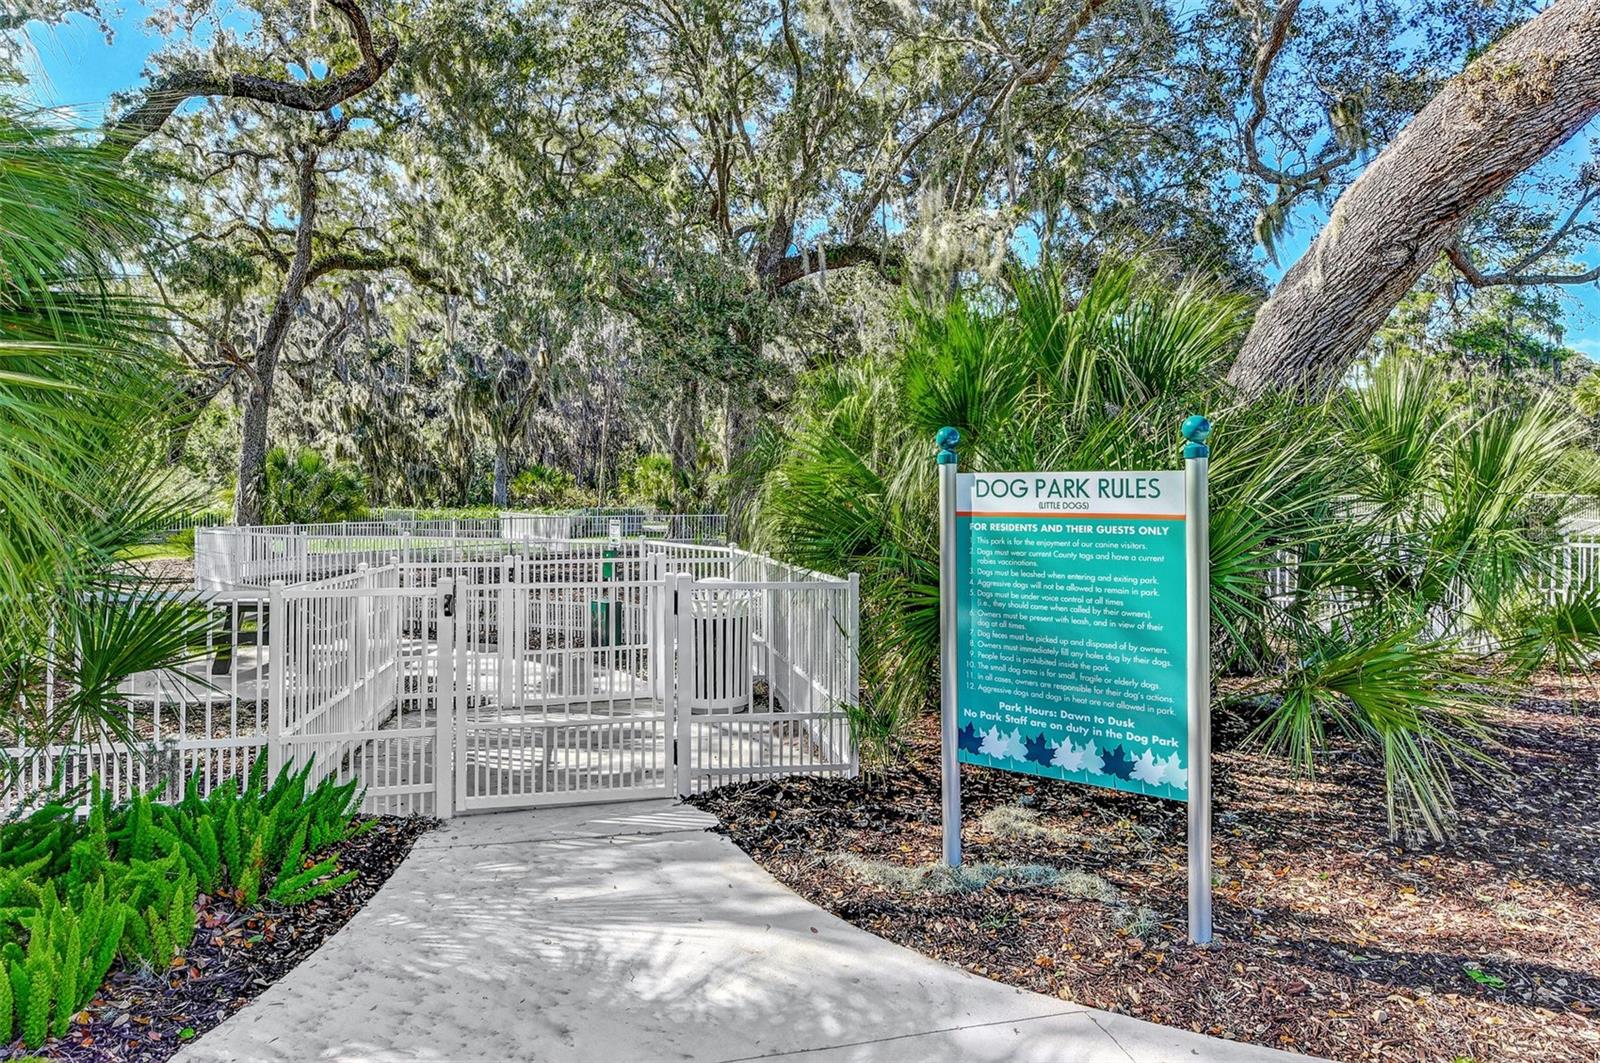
723, 382, 760, 536
1227, 0, 1600, 400
595, 389, 612, 505
670, 382, 699, 509
233, 147, 322, 525
493, 442, 511, 507
234, 382, 274, 523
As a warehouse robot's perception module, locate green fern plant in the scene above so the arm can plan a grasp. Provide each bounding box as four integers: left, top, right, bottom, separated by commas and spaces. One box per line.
0, 763, 367, 1047
52, 919, 79, 1038
22, 951, 51, 1047
0, 956, 11, 1045
7, 958, 28, 1043
268, 855, 358, 906
220, 800, 242, 883
144, 905, 173, 970
237, 833, 266, 907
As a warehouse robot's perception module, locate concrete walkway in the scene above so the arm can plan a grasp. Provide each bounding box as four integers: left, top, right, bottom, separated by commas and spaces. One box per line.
179, 801, 1312, 1063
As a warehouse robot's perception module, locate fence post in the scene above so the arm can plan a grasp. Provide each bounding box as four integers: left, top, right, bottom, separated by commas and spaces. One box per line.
649, 554, 668, 702
936, 427, 962, 868
354, 563, 371, 730
267, 580, 287, 780
674, 572, 695, 796
436, 576, 456, 819
846, 572, 861, 777
499, 555, 515, 708
761, 557, 776, 680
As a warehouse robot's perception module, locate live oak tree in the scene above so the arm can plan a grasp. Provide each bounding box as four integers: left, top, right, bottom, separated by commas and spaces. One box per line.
86, 0, 448, 523
149, 105, 456, 524
98, 0, 398, 161
1225, 0, 1600, 398
41, 0, 1600, 505
395, 0, 1254, 513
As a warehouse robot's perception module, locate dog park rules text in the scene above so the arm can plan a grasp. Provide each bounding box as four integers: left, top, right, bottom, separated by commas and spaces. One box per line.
954, 471, 1189, 799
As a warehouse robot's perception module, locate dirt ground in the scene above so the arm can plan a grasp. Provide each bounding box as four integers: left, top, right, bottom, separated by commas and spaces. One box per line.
689, 677, 1600, 1063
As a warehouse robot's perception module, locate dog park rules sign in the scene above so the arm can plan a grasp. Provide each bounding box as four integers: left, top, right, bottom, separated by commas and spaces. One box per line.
953, 471, 1189, 799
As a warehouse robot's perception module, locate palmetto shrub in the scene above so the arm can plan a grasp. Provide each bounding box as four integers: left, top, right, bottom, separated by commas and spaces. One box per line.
263, 446, 369, 525
0, 103, 213, 764
751, 259, 1593, 838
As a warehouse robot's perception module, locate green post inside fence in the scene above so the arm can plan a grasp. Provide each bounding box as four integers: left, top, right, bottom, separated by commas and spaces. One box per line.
590, 543, 623, 646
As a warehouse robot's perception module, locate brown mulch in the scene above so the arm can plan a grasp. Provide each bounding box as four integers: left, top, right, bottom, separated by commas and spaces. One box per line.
688, 678, 1600, 1063
4, 815, 436, 1063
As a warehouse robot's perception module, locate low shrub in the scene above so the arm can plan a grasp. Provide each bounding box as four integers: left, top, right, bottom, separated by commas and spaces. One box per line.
263, 447, 368, 525
0, 761, 365, 1049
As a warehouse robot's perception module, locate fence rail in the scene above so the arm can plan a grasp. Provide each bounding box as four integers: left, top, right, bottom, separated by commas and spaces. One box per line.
154, 512, 231, 537
195, 513, 728, 591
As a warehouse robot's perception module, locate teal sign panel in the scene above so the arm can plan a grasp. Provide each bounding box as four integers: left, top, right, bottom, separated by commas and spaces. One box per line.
954, 471, 1189, 800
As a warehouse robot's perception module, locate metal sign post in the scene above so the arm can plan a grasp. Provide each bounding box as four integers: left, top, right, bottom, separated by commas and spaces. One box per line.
1182, 414, 1214, 945
936, 426, 962, 868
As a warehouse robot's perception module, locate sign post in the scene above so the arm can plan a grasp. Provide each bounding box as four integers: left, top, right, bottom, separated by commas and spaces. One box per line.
936, 426, 962, 868
935, 416, 1214, 940
1182, 414, 1213, 945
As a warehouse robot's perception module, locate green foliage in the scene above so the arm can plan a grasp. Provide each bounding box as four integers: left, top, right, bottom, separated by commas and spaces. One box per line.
619, 454, 691, 512
1252, 624, 1494, 838
0, 954, 10, 1045
0, 878, 124, 1048
1574, 373, 1600, 419
1496, 581, 1600, 688
755, 259, 1590, 839
262, 446, 369, 525
1463, 965, 1507, 990
0, 765, 365, 1046
0, 100, 212, 767
508, 464, 590, 509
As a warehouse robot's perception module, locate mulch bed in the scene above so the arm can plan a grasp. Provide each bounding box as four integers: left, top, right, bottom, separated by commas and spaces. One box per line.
5, 815, 436, 1063
688, 677, 1600, 1063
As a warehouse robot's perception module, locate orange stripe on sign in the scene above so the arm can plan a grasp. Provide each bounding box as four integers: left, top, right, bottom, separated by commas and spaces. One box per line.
957, 511, 1186, 520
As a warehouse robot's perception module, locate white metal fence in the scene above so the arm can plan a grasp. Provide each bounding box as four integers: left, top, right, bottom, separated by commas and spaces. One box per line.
155, 512, 230, 536
195, 513, 728, 591
3, 588, 275, 808
1262, 515, 1600, 621
1549, 539, 1600, 599
4, 538, 858, 817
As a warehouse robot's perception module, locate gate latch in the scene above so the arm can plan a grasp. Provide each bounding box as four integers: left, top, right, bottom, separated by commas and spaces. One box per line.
443, 590, 455, 618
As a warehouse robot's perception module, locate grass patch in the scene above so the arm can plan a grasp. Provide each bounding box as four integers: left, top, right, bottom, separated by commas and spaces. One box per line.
821, 852, 1075, 895
977, 805, 1086, 846
825, 809, 1164, 935
117, 539, 191, 561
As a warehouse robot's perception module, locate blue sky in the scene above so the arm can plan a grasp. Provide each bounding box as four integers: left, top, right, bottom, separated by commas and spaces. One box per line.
1265, 137, 1600, 362
21, 7, 162, 121
18, 3, 1600, 360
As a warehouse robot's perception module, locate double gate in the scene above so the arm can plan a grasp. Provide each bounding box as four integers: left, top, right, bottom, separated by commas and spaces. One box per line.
272, 549, 858, 816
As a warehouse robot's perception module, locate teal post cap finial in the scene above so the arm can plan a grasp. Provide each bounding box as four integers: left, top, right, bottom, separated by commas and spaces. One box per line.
1181, 414, 1212, 459
935, 426, 960, 465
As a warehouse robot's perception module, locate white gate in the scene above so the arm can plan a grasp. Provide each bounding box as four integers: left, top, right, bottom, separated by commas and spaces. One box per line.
439, 550, 861, 812
451, 552, 675, 811
272, 567, 455, 816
